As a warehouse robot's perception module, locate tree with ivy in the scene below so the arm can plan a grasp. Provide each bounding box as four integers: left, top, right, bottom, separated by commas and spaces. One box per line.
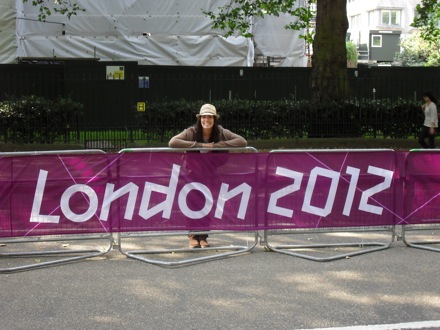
204, 0, 349, 102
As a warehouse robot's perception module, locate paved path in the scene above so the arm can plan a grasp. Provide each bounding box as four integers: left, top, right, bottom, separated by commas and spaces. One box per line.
306, 321, 440, 330
1, 233, 439, 330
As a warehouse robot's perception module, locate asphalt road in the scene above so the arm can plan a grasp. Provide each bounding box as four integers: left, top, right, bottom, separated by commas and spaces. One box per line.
1, 231, 439, 330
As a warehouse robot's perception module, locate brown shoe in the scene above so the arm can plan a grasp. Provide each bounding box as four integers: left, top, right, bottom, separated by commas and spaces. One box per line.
199, 239, 210, 248
188, 236, 200, 248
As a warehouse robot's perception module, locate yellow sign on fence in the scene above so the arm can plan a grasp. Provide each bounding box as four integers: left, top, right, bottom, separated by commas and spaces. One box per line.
106, 66, 125, 80
137, 102, 146, 112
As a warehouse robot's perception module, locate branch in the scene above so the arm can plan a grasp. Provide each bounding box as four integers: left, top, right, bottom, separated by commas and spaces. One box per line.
23, 0, 85, 21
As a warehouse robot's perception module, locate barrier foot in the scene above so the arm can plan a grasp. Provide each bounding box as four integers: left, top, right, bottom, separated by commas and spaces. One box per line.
263, 227, 395, 262
265, 241, 392, 262
0, 234, 113, 273
118, 231, 259, 267
402, 225, 440, 253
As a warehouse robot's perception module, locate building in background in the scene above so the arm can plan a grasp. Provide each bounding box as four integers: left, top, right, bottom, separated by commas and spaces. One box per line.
347, 0, 421, 63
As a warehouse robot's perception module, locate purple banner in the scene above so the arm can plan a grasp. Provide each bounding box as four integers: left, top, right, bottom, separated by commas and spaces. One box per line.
0, 152, 260, 237
403, 150, 440, 225
115, 152, 260, 232
0, 149, 438, 238
264, 150, 399, 228
0, 154, 114, 237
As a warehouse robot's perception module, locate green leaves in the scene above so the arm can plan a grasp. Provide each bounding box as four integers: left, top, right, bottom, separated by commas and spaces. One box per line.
411, 0, 440, 44
0, 95, 83, 143
23, 0, 85, 21
203, 0, 316, 41
137, 98, 420, 140
394, 31, 439, 67
346, 41, 359, 62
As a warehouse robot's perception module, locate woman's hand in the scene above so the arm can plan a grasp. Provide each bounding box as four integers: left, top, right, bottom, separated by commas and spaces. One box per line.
202, 142, 214, 148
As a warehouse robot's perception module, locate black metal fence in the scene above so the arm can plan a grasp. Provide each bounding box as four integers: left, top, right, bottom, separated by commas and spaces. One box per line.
0, 61, 438, 151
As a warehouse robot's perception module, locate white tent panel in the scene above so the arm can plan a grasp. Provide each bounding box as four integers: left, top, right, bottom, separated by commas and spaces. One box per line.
17, 34, 249, 66
17, 0, 227, 37
9, 0, 305, 66
253, 14, 307, 67
0, 0, 17, 63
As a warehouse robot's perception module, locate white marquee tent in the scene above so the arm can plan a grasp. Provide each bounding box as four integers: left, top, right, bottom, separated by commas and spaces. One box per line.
1, 0, 306, 66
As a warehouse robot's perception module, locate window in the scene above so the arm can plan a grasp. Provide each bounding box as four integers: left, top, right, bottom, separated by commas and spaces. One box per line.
368, 10, 382, 26
368, 11, 375, 26
381, 10, 401, 26
371, 35, 382, 47
350, 14, 361, 29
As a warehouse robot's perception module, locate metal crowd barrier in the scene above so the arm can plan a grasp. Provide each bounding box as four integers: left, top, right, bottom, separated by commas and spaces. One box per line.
402, 224, 440, 252
116, 147, 259, 267
5, 147, 436, 272
401, 149, 440, 252
0, 150, 113, 273
263, 149, 397, 261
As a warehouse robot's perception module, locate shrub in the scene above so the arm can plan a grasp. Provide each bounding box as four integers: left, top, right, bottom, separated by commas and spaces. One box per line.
0, 95, 83, 143
135, 98, 421, 140
393, 31, 440, 67
346, 41, 359, 63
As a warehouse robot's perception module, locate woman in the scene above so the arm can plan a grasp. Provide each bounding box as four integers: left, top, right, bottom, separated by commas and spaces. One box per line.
418, 91, 438, 149
169, 103, 247, 248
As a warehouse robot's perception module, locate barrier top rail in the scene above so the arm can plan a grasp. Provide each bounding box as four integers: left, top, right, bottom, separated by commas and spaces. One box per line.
409, 148, 440, 152
0, 149, 106, 157
118, 147, 258, 153
269, 148, 394, 153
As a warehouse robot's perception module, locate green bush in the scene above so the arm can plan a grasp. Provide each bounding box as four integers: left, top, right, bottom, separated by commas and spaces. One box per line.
346, 41, 359, 63
0, 95, 83, 143
0, 95, 422, 144
393, 31, 440, 67
135, 98, 422, 141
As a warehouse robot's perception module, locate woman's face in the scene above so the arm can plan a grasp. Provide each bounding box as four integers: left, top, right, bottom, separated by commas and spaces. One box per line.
424, 95, 431, 102
200, 115, 214, 130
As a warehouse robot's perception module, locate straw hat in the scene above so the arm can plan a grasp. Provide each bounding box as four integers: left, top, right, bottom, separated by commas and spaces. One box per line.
196, 104, 220, 119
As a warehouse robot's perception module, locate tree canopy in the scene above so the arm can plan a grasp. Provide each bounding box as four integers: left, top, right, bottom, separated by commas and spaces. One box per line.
411, 0, 440, 44
203, 0, 316, 46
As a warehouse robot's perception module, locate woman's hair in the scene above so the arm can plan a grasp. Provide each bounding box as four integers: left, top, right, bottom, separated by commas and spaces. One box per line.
194, 117, 220, 142
423, 91, 438, 104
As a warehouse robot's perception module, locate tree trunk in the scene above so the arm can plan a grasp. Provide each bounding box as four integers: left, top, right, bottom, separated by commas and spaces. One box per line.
311, 0, 349, 102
